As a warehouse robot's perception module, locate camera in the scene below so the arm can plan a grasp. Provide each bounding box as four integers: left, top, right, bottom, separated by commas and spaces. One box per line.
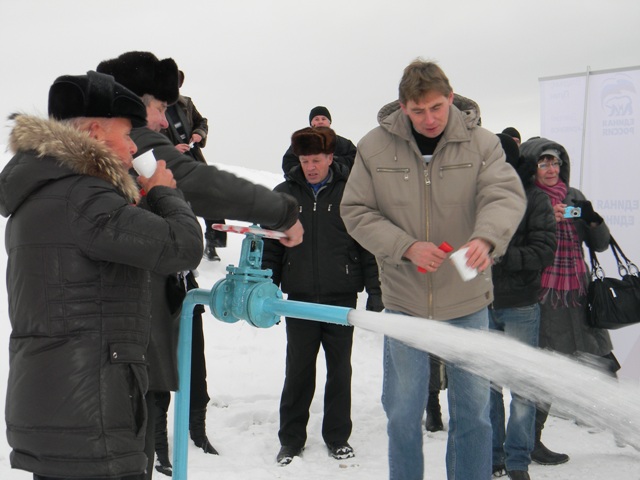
563, 206, 582, 218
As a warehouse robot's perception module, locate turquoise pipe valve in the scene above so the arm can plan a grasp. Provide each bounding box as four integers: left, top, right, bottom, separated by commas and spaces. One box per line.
172, 226, 352, 480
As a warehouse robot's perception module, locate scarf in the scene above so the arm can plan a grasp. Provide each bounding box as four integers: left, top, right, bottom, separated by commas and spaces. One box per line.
536, 179, 588, 308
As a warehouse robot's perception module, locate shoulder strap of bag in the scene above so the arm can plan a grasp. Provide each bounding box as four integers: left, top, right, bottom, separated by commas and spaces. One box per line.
609, 235, 639, 277
588, 241, 606, 280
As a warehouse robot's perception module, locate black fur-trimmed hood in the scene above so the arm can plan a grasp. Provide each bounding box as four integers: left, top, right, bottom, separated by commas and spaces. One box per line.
519, 136, 571, 186
0, 114, 140, 216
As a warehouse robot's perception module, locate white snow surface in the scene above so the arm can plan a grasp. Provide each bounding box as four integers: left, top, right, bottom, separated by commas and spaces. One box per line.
0, 158, 638, 479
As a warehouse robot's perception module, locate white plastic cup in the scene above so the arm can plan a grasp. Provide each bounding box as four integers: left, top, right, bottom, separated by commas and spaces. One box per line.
132, 150, 157, 177
449, 247, 478, 282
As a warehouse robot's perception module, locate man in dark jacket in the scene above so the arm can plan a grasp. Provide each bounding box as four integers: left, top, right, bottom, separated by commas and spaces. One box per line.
489, 134, 557, 480
162, 69, 226, 262
281, 106, 357, 175
154, 68, 221, 476
0, 71, 204, 480
95, 51, 303, 479
262, 127, 383, 466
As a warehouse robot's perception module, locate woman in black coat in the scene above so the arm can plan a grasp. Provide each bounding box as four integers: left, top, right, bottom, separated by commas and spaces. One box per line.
519, 136, 617, 466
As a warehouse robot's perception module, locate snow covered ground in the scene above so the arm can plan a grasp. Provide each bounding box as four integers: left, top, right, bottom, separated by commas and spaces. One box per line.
0, 159, 639, 479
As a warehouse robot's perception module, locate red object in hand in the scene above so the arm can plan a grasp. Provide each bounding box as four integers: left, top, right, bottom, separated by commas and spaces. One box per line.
418, 242, 454, 273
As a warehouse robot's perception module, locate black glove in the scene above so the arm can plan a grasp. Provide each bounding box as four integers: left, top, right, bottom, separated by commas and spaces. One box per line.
573, 200, 603, 224
366, 293, 385, 312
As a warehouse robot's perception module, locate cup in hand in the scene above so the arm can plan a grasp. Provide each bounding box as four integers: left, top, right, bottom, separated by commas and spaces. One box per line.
132, 150, 157, 177
449, 247, 478, 282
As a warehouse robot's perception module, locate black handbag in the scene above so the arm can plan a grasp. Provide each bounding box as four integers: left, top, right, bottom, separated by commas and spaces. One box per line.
586, 236, 640, 329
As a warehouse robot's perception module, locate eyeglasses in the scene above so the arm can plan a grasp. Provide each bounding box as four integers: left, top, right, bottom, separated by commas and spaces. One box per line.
537, 158, 563, 170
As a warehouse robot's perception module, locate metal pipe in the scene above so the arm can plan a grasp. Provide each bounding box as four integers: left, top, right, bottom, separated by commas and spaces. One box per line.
172, 288, 211, 480
171, 288, 351, 480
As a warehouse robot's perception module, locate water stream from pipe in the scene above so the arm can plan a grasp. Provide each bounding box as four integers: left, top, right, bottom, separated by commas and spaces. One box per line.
348, 310, 640, 450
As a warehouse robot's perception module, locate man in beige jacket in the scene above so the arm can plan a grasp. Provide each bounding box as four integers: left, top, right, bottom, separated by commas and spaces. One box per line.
341, 59, 526, 480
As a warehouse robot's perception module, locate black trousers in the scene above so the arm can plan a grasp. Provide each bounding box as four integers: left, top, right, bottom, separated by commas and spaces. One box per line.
34, 475, 142, 480
204, 219, 227, 247
278, 293, 357, 449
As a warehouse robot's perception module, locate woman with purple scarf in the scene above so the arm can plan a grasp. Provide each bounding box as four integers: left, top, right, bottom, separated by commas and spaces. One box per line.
519, 137, 620, 467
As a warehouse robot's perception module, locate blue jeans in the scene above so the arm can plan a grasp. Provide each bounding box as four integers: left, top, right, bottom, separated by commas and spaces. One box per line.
489, 304, 540, 471
383, 309, 492, 480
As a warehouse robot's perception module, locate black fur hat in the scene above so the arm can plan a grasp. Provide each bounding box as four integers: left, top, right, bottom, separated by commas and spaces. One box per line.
48, 71, 147, 128
291, 127, 336, 156
96, 51, 179, 104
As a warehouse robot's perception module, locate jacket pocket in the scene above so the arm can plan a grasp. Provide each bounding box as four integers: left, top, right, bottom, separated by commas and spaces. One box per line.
438, 163, 473, 178
436, 163, 475, 207
375, 167, 413, 207
107, 342, 148, 436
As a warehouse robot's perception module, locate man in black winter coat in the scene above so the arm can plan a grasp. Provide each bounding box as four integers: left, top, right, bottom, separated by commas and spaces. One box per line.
95, 51, 304, 479
488, 134, 557, 480
0, 71, 204, 480
281, 106, 357, 175
262, 127, 383, 466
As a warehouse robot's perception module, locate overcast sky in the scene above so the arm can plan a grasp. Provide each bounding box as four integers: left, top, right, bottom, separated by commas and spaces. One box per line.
1, 0, 639, 173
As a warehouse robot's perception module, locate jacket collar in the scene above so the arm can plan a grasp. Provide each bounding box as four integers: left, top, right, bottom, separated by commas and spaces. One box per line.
7, 114, 140, 204
378, 100, 475, 154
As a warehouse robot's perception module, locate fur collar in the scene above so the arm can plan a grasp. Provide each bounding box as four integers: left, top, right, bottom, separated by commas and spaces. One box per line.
8, 114, 140, 203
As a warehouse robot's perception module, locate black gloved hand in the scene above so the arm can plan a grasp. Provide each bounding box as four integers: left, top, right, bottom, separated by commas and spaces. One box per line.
366, 293, 385, 312
573, 200, 603, 224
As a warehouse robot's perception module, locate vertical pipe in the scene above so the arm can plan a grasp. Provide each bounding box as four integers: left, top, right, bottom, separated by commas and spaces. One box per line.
172, 288, 211, 480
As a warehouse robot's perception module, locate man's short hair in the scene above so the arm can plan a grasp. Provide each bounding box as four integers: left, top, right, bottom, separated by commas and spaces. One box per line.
399, 59, 452, 105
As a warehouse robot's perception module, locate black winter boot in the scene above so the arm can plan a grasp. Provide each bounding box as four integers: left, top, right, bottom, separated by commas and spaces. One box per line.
425, 390, 444, 432
531, 406, 569, 465
189, 407, 219, 455
154, 392, 173, 476
203, 241, 220, 261
154, 448, 173, 477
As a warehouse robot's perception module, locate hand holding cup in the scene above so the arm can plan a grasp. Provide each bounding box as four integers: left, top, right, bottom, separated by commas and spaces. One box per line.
132, 150, 157, 178
137, 160, 176, 191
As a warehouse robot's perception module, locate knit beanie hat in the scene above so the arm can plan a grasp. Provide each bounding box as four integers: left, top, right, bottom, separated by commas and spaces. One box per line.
502, 127, 521, 142
308, 106, 332, 124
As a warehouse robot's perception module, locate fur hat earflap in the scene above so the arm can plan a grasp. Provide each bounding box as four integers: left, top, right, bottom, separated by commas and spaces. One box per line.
291, 127, 336, 156
96, 51, 179, 104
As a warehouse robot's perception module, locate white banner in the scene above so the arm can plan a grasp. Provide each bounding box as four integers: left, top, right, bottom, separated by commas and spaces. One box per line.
540, 66, 640, 381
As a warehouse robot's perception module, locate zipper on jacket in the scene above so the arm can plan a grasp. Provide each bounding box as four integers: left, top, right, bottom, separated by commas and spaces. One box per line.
438, 163, 473, 178
423, 162, 433, 317
377, 167, 410, 181
345, 264, 349, 275
424, 168, 431, 186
